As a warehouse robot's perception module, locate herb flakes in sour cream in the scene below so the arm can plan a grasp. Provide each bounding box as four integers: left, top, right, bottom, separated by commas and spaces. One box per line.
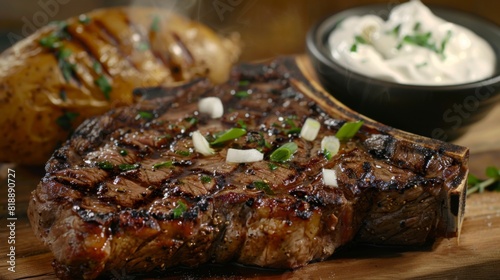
328, 0, 495, 85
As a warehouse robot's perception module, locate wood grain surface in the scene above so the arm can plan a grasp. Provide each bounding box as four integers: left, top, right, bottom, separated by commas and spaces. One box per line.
0, 55, 499, 279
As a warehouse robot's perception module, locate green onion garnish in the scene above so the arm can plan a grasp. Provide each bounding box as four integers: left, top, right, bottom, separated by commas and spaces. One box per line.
201, 175, 212, 183
237, 119, 247, 130
119, 149, 128, 156
211, 128, 247, 145
153, 161, 173, 169
268, 163, 278, 171
172, 200, 187, 218
39, 33, 61, 49
335, 120, 363, 141
95, 75, 111, 100
118, 163, 140, 171
176, 150, 191, 156
151, 16, 160, 32
238, 80, 250, 86
78, 14, 91, 25
56, 111, 79, 131
234, 91, 250, 98
97, 161, 114, 170
253, 181, 274, 195
137, 111, 154, 120
355, 35, 367, 44
323, 149, 332, 160
270, 142, 298, 163
350, 44, 358, 52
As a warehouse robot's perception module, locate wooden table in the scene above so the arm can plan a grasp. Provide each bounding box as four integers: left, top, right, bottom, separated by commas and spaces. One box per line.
1, 59, 499, 279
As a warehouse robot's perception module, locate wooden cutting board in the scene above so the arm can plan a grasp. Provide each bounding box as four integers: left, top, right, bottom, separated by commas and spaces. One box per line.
1, 57, 499, 279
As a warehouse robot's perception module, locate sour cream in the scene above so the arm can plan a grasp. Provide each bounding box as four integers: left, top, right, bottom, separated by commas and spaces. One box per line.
328, 0, 496, 85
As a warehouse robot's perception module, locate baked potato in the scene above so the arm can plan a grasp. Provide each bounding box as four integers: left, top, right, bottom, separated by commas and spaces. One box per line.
0, 7, 240, 165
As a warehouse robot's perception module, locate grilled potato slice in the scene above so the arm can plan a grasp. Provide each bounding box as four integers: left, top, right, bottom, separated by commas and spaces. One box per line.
0, 7, 240, 164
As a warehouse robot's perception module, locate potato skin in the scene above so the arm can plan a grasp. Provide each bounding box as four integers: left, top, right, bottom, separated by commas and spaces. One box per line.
0, 7, 239, 165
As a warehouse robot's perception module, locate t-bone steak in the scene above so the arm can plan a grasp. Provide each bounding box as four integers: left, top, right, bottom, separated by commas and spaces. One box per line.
28, 57, 468, 279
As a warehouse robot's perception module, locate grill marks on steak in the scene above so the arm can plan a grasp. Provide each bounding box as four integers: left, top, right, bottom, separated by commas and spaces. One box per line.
28, 58, 467, 279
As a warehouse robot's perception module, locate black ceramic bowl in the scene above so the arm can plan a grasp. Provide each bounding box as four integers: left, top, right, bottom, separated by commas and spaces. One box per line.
307, 4, 500, 141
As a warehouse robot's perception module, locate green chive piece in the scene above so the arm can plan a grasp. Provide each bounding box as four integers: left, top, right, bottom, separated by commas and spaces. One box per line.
350, 43, 358, 52
118, 163, 140, 171
151, 16, 160, 32
335, 120, 364, 141
268, 163, 278, 171
287, 127, 301, 135
95, 75, 111, 100
323, 149, 332, 160
153, 161, 173, 169
486, 166, 500, 180
390, 24, 401, 36
56, 111, 79, 131
39, 33, 61, 49
355, 35, 367, 44
176, 150, 191, 156
238, 80, 250, 86
93, 61, 102, 74
136, 42, 149, 51
57, 48, 76, 82
172, 200, 187, 218
97, 161, 114, 170
270, 142, 298, 163
413, 22, 421, 31
211, 128, 247, 145
138, 111, 154, 120
253, 181, 274, 195
201, 175, 212, 183
237, 119, 247, 130
234, 91, 250, 98
119, 149, 128, 156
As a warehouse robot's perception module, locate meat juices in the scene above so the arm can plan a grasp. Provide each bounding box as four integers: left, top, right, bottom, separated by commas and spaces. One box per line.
28, 57, 467, 280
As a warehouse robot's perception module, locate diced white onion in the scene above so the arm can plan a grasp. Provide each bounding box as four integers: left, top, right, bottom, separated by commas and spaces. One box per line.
300, 118, 321, 141
198, 97, 224, 119
226, 148, 264, 163
192, 130, 214, 156
321, 136, 340, 156
322, 168, 338, 187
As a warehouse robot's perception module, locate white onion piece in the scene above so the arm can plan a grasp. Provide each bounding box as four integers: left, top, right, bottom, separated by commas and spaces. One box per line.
322, 168, 338, 187
192, 130, 214, 156
226, 148, 263, 163
321, 136, 340, 157
198, 97, 224, 118
300, 118, 320, 141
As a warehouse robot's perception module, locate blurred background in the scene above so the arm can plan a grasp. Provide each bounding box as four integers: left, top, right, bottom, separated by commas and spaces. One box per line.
0, 0, 498, 60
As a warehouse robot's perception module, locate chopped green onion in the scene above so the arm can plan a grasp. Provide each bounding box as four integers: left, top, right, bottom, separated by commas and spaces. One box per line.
270, 142, 298, 163
238, 80, 250, 86
172, 200, 187, 218
93, 61, 102, 74
226, 148, 264, 163
211, 128, 247, 145
322, 168, 338, 187
118, 163, 140, 171
268, 163, 278, 171
413, 22, 421, 31
185, 116, 198, 125
321, 136, 340, 159
97, 161, 114, 170
253, 181, 274, 195
119, 149, 128, 156
95, 75, 112, 100
151, 16, 160, 32
137, 111, 154, 120
39, 33, 61, 49
192, 130, 215, 156
56, 111, 79, 131
335, 121, 363, 141
136, 42, 149, 52
237, 119, 247, 129
176, 150, 191, 156
153, 161, 173, 169
355, 35, 367, 44
389, 24, 401, 36
350, 44, 358, 52
234, 91, 250, 98
300, 118, 321, 141
198, 97, 224, 119
200, 175, 212, 183
323, 149, 332, 160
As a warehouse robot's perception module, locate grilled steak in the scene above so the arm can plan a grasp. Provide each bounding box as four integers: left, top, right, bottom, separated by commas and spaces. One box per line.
28, 57, 468, 279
